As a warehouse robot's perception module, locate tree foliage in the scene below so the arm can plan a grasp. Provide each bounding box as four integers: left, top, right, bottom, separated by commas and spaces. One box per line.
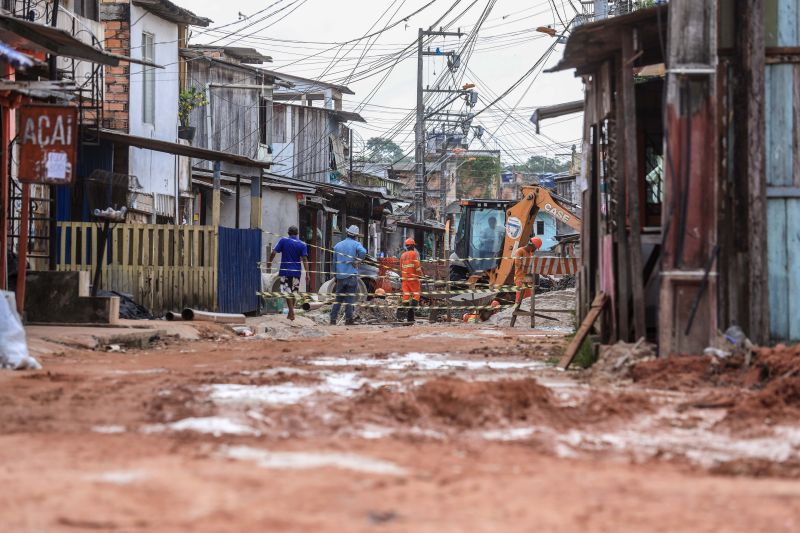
511, 155, 569, 175
365, 137, 405, 163
458, 156, 501, 198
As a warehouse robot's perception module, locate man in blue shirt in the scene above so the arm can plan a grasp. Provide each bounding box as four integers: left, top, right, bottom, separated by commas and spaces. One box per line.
330, 225, 366, 325
268, 226, 309, 321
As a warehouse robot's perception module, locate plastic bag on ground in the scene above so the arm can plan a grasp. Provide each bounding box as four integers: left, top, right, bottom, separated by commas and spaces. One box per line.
0, 291, 41, 370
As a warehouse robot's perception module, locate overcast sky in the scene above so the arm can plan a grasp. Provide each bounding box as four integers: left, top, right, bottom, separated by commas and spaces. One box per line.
173, 0, 584, 165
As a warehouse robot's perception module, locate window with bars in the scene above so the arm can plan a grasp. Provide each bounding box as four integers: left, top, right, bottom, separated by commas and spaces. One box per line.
142, 32, 155, 125
536, 220, 545, 235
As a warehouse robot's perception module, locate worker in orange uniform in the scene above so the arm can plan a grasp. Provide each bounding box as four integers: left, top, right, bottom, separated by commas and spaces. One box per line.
514, 237, 541, 303
400, 238, 424, 323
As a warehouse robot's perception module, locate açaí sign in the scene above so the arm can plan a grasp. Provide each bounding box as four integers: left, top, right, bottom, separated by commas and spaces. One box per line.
18, 105, 78, 185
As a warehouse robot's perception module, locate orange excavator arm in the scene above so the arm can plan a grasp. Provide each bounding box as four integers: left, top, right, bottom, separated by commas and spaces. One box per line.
487, 186, 581, 288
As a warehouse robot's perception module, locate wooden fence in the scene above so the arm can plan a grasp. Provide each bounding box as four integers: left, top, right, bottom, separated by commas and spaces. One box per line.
57, 222, 218, 316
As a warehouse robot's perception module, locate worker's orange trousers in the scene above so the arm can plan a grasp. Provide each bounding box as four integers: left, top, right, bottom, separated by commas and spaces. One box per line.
402, 280, 421, 302
515, 279, 532, 303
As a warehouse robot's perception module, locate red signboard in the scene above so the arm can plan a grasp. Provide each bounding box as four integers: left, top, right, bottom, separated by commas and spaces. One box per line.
18, 105, 78, 185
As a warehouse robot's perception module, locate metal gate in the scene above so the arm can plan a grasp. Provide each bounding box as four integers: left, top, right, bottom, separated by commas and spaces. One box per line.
217, 227, 262, 314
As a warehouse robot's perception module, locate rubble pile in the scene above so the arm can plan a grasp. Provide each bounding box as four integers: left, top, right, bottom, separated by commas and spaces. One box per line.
587, 339, 657, 385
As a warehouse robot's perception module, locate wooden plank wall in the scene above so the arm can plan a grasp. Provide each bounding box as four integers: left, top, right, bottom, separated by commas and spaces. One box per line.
765, 61, 800, 341
187, 60, 261, 159
764, 2, 799, 341
272, 104, 333, 182
57, 222, 218, 316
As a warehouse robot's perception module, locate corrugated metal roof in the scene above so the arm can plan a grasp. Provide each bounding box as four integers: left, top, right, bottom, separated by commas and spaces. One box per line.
132, 0, 211, 27
99, 129, 270, 169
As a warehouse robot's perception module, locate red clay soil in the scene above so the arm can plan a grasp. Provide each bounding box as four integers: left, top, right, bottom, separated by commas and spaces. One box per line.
349, 377, 650, 430
723, 344, 800, 429
635, 344, 800, 430
630, 354, 761, 391
349, 378, 554, 428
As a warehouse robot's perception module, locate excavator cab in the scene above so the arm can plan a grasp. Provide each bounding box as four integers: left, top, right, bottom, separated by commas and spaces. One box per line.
452, 186, 581, 286
454, 200, 510, 274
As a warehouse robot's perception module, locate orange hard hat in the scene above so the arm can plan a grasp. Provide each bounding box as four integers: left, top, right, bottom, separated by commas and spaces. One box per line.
374, 288, 386, 297
405, 238, 416, 246
530, 237, 543, 249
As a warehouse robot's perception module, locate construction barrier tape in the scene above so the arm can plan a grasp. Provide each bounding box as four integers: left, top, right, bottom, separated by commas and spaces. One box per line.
257, 283, 536, 300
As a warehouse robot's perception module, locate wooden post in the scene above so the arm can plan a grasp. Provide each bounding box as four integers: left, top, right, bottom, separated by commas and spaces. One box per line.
15, 183, 30, 312
621, 29, 647, 341
212, 160, 221, 227
732, 0, 768, 343
0, 103, 9, 290
444, 248, 451, 322
613, 63, 631, 341
235, 175, 241, 229
530, 282, 535, 328
660, 0, 719, 355
250, 173, 262, 230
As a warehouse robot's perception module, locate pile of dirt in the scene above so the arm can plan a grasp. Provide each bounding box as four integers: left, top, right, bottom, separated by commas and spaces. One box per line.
629, 354, 756, 391
351, 378, 555, 429
722, 344, 800, 428
349, 377, 651, 431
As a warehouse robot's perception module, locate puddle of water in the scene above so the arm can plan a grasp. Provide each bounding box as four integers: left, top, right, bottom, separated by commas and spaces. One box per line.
107, 368, 167, 375
88, 470, 146, 485
219, 445, 407, 476
208, 383, 315, 406
413, 332, 479, 340
477, 409, 800, 468
91, 425, 126, 434
143, 416, 260, 437
482, 427, 537, 441
351, 424, 396, 440
205, 373, 393, 407
311, 352, 548, 372
240, 367, 311, 377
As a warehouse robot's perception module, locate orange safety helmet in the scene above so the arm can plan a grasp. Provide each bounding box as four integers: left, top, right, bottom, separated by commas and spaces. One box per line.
530, 236, 543, 249
404, 238, 416, 246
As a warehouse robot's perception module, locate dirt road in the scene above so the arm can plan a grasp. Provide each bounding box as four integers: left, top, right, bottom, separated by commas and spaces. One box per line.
3, 313, 800, 531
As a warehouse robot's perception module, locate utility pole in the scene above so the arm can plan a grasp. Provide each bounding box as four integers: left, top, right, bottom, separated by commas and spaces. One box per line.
415, 29, 424, 222
414, 27, 463, 222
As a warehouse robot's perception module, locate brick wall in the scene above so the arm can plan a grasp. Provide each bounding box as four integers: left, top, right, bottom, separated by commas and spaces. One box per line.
101, 2, 130, 131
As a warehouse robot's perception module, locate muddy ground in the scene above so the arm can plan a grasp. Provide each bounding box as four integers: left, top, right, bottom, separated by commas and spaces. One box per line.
3, 295, 800, 531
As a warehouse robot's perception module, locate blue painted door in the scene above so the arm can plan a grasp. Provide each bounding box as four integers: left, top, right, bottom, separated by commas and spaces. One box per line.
765, 5, 800, 341
217, 227, 262, 314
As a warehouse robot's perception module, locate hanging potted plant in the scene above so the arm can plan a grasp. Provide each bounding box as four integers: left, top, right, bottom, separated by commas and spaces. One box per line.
178, 87, 208, 142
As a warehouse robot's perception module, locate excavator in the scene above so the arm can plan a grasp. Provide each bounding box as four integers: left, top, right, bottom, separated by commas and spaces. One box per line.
451, 185, 581, 288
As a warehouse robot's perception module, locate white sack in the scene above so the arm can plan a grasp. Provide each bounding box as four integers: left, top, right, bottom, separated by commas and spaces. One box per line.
0, 291, 41, 370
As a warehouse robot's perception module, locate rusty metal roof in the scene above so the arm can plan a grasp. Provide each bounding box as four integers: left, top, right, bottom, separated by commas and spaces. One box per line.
547, 5, 668, 74
98, 129, 270, 169
132, 0, 211, 27
530, 100, 584, 133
